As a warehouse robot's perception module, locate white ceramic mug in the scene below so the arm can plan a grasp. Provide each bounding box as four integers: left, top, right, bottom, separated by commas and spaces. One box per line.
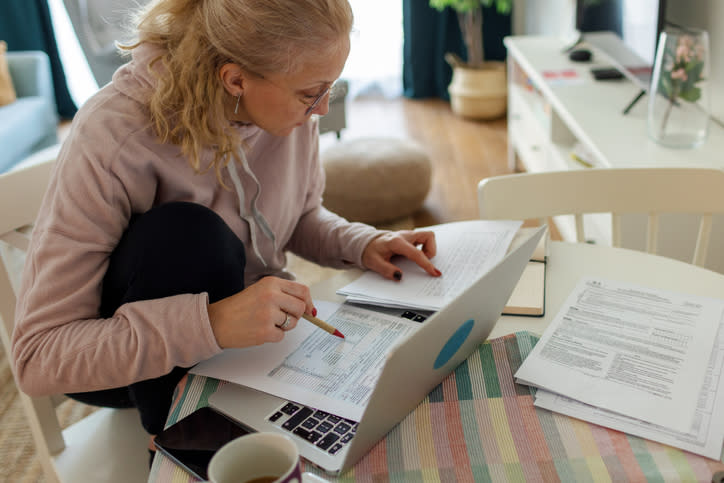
208, 432, 302, 483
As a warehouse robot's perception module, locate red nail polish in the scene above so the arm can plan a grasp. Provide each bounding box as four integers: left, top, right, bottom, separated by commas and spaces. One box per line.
312, 307, 317, 317
435, 269, 442, 276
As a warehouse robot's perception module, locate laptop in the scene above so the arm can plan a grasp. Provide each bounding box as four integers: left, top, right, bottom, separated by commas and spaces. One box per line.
208, 225, 546, 475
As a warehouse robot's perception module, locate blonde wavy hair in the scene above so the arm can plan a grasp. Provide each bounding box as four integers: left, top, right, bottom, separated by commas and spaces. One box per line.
121, 0, 353, 179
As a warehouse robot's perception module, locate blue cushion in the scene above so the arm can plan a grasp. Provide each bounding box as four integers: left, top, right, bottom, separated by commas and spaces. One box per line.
0, 97, 56, 173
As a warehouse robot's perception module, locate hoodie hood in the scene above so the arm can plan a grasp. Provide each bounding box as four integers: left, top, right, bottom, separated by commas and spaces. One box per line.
111, 42, 162, 106
111, 42, 275, 266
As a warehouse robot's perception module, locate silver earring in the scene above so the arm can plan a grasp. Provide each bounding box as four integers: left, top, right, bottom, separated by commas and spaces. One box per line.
234, 93, 242, 114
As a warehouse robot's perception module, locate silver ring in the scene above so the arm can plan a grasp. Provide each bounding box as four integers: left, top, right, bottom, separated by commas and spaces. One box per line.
278, 314, 292, 330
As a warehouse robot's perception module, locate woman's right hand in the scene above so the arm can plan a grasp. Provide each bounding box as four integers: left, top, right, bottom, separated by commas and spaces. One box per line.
207, 276, 315, 348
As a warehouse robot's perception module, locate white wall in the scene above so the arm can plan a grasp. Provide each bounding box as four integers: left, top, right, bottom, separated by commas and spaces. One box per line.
512, 0, 576, 37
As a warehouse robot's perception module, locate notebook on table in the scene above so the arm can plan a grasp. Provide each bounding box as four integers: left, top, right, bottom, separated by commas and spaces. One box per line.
207, 225, 546, 476
503, 225, 549, 317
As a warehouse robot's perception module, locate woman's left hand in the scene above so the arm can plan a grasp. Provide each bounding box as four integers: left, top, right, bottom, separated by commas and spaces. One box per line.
362, 230, 441, 281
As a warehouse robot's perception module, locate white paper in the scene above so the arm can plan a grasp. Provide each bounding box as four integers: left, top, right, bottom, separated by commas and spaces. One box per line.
534, 313, 724, 460
337, 220, 522, 311
515, 277, 724, 433
190, 301, 420, 421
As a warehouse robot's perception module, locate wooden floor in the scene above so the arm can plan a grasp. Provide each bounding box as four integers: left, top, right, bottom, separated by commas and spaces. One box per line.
320, 97, 513, 227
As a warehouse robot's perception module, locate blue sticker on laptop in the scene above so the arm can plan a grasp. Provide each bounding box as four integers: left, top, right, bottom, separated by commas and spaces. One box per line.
434, 319, 474, 369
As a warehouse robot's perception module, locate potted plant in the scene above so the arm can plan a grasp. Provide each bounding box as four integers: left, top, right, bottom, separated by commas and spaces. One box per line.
429, 0, 512, 120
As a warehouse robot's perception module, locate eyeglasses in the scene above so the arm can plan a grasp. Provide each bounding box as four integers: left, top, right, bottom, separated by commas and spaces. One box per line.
300, 83, 335, 115
248, 67, 335, 116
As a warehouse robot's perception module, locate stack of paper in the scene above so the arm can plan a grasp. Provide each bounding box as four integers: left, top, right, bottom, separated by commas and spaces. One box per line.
336, 220, 522, 311
191, 300, 417, 421
515, 277, 724, 459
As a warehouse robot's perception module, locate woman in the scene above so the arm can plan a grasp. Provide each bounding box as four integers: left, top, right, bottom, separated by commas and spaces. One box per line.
11, 0, 440, 435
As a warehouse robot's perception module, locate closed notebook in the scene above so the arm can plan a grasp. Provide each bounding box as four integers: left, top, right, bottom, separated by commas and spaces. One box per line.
503, 226, 548, 316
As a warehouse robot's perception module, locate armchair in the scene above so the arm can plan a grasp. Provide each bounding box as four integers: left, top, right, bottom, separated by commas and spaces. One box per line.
318, 78, 348, 139
0, 50, 59, 173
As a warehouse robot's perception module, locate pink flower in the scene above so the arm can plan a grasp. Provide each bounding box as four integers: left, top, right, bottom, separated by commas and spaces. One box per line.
676, 44, 691, 63
670, 68, 688, 81
680, 35, 694, 49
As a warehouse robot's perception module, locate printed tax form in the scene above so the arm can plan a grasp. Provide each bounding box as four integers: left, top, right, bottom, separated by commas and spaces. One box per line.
190, 301, 418, 421
336, 220, 521, 311
191, 220, 524, 421
515, 277, 724, 433
534, 316, 724, 460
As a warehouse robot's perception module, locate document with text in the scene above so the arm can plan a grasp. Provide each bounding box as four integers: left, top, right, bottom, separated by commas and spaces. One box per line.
515, 277, 724, 433
534, 316, 724, 459
190, 301, 419, 421
336, 220, 522, 311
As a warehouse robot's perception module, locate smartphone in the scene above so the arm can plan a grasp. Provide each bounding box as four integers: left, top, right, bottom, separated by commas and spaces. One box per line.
153, 406, 252, 480
590, 67, 625, 80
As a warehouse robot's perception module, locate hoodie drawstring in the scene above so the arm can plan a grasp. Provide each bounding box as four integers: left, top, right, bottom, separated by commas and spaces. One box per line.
226, 148, 277, 267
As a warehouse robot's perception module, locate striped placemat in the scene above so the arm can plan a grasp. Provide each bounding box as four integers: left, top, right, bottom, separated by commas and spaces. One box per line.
149, 332, 724, 482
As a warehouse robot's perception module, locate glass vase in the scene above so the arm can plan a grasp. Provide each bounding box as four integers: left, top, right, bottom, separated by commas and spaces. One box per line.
647, 27, 710, 149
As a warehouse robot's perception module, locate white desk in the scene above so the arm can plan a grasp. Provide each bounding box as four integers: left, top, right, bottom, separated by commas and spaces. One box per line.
504, 33, 724, 172
312, 241, 724, 340
504, 33, 724, 274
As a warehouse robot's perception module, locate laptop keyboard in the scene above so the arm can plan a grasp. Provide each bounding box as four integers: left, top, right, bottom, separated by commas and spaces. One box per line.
264, 311, 426, 456
267, 402, 358, 455
401, 310, 428, 322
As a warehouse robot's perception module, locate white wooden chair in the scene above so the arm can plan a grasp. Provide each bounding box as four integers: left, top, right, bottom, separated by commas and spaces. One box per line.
0, 158, 150, 482
477, 168, 724, 268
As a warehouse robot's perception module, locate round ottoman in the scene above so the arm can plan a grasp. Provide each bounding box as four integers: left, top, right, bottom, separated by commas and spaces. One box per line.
321, 137, 432, 224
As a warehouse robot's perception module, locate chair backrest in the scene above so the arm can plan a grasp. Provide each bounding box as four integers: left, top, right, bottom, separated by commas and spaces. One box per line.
0, 159, 66, 481
477, 168, 724, 267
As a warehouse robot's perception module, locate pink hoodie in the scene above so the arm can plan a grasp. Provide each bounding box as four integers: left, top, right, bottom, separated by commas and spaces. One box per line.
12, 44, 380, 397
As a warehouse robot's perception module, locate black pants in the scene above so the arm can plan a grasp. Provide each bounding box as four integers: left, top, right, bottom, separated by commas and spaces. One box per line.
66, 202, 246, 434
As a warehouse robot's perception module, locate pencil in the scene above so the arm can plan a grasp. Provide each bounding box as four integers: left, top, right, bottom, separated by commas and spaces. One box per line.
302, 313, 345, 339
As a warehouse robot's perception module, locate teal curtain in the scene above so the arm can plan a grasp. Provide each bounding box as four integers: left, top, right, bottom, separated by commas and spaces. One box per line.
0, 0, 77, 119
402, 0, 512, 100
